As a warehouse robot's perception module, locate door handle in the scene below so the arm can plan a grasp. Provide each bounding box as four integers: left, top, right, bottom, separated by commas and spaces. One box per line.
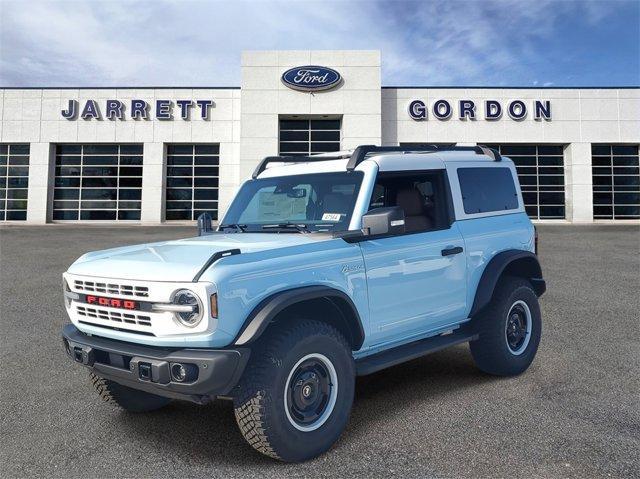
441, 246, 463, 256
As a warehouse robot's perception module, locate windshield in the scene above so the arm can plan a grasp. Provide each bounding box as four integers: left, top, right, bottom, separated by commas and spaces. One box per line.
222, 172, 364, 232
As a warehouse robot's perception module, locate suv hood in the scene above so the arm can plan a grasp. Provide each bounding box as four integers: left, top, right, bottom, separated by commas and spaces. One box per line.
67, 233, 326, 282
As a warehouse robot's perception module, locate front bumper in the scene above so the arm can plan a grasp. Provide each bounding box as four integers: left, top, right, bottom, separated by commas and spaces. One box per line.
62, 324, 250, 404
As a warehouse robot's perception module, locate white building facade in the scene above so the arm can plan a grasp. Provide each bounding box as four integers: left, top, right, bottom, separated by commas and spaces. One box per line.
1, 50, 638, 224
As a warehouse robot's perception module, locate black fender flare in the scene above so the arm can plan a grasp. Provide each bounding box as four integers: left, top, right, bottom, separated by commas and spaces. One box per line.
233, 285, 365, 350
470, 250, 546, 318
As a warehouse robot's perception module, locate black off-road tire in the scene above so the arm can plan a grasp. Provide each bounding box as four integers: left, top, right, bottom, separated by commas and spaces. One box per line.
233, 320, 355, 462
470, 276, 542, 376
90, 373, 172, 412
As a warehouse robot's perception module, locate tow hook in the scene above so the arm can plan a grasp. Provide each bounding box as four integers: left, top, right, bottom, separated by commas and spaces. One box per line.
71, 345, 95, 366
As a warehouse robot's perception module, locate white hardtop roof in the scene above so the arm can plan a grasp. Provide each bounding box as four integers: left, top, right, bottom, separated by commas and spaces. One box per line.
257, 149, 511, 178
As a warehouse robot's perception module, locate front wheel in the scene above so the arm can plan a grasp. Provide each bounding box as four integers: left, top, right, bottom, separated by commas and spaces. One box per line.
233, 320, 355, 462
470, 276, 542, 376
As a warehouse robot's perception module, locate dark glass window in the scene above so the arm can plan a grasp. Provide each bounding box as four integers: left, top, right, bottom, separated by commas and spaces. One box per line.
223, 172, 362, 232
0, 144, 30, 221
368, 170, 452, 233
485, 144, 565, 219
53, 144, 143, 221
165, 144, 219, 221
279, 119, 340, 156
591, 144, 640, 219
458, 167, 519, 214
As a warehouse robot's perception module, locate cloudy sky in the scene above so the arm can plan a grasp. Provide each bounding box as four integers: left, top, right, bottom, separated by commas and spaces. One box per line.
1, 0, 638, 87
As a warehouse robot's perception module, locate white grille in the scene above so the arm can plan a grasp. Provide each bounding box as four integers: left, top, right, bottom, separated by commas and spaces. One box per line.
76, 305, 152, 327
74, 280, 149, 298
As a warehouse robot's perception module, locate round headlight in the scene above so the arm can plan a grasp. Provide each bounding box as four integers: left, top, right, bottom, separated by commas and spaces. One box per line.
172, 289, 203, 327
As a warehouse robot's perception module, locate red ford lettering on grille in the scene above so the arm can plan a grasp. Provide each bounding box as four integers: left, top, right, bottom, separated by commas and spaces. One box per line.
86, 295, 137, 310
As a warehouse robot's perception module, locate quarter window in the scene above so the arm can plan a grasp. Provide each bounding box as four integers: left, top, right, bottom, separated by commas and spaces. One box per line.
592, 144, 640, 219
279, 119, 341, 156
165, 144, 219, 221
53, 144, 143, 221
457, 167, 519, 214
0, 144, 30, 221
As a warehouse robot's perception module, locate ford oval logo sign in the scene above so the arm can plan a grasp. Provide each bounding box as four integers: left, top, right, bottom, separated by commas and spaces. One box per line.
281, 65, 342, 92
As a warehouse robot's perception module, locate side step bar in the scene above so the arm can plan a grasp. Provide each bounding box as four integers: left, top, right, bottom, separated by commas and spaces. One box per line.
356, 330, 478, 376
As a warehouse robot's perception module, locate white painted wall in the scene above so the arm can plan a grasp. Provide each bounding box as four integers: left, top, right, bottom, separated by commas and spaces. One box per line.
382, 88, 640, 145
239, 50, 381, 181
382, 87, 639, 223
1, 51, 638, 224
1, 88, 240, 223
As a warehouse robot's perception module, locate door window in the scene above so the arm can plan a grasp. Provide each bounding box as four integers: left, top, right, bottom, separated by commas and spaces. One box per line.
368, 170, 451, 233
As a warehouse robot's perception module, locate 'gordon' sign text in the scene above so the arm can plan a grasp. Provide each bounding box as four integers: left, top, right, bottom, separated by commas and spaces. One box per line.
408, 99, 551, 121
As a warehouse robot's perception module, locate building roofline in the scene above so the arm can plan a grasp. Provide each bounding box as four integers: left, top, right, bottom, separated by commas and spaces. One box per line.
0, 86, 241, 90
382, 86, 640, 90
0, 85, 638, 90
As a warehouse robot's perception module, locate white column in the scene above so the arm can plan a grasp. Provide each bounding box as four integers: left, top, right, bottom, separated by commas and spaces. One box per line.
564, 142, 593, 223
26, 142, 54, 224
217, 142, 240, 223
140, 142, 165, 224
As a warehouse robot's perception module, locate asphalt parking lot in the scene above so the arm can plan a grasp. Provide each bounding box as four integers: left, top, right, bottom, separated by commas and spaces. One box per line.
1, 224, 639, 478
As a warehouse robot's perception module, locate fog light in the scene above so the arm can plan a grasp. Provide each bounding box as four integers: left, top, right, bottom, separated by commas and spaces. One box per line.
171, 363, 187, 382
170, 362, 198, 383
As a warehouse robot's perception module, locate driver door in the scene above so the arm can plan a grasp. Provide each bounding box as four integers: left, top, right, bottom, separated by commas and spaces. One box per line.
359, 170, 467, 347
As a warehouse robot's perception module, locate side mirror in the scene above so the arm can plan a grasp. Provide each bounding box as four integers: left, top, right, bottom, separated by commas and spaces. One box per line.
361, 206, 405, 236
197, 212, 213, 236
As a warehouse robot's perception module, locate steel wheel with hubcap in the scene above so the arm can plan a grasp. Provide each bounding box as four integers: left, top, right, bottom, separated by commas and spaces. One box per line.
470, 276, 542, 376
284, 353, 338, 432
233, 320, 355, 462
505, 300, 532, 355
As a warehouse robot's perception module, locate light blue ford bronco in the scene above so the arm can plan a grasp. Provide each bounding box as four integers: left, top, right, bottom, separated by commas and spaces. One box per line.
62, 145, 545, 462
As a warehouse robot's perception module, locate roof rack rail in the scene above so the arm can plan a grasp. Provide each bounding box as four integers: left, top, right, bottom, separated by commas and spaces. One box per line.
345, 144, 501, 171
251, 144, 501, 178
252, 152, 352, 178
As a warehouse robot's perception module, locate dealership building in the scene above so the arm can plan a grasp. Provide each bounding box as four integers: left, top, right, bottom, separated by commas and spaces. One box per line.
1, 50, 638, 224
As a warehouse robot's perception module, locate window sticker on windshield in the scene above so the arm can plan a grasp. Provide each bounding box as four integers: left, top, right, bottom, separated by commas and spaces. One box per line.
258, 191, 307, 220
322, 213, 343, 222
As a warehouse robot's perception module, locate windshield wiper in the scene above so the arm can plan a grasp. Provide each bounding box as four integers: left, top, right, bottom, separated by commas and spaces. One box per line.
261, 222, 309, 233
219, 223, 247, 232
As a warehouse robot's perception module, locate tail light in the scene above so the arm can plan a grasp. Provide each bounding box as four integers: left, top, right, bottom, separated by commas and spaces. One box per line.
534, 225, 539, 255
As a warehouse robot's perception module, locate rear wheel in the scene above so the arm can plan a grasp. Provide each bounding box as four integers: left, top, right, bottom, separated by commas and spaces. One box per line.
470, 276, 542, 376
90, 373, 172, 412
233, 320, 355, 462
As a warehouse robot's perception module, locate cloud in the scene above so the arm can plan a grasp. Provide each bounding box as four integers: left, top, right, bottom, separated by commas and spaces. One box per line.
0, 0, 636, 87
